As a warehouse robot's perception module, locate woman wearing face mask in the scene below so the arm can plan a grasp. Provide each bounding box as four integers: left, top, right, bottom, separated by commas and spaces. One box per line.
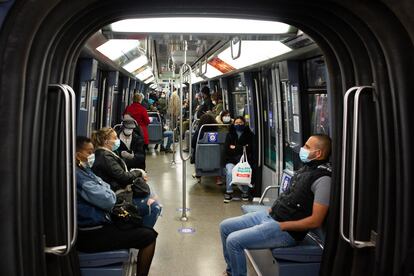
223, 116, 255, 203
116, 114, 146, 170
216, 110, 232, 125
91, 127, 161, 228
75, 136, 158, 276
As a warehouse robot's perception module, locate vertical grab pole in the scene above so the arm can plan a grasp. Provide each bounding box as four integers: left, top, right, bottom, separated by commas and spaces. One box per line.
170, 79, 176, 165
179, 40, 192, 221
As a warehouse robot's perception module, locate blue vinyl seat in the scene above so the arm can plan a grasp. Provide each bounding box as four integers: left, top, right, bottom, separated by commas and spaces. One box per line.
78, 249, 135, 276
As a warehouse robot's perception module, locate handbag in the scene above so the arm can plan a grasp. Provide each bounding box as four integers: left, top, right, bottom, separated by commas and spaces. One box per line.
131, 176, 151, 198
111, 201, 143, 229
115, 185, 133, 204
230, 146, 253, 187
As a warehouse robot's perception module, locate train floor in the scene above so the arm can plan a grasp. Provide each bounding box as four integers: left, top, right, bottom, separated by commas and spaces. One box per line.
145, 144, 245, 276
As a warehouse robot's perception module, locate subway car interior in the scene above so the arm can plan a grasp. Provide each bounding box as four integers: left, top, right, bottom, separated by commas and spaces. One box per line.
0, 1, 413, 276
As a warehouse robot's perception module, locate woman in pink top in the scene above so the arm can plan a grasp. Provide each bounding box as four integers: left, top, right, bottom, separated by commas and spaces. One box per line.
124, 93, 150, 146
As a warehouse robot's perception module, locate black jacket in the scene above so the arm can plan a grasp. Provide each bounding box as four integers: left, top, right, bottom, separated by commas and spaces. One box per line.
116, 128, 146, 170
92, 148, 142, 192
270, 160, 332, 241
224, 125, 254, 164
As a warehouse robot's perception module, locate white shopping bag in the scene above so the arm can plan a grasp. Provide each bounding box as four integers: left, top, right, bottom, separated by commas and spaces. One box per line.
230, 146, 253, 187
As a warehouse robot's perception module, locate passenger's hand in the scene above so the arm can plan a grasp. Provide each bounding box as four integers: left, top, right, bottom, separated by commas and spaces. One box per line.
268, 208, 272, 213
143, 175, 149, 182
147, 198, 156, 206
230, 145, 236, 149
121, 151, 134, 159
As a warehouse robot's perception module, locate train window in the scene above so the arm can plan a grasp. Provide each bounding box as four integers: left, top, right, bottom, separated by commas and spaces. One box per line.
308, 94, 329, 134
304, 56, 329, 135
229, 76, 248, 118
262, 69, 279, 171
306, 57, 326, 88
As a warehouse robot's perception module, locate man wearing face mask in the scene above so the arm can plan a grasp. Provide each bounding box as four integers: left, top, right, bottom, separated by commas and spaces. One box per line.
219, 134, 332, 276
116, 115, 146, 170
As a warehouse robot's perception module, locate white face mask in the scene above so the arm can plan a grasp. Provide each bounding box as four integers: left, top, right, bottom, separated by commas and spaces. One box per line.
87, 153, 95, 167
222, 116, 231, 123
123, 129, 134, 136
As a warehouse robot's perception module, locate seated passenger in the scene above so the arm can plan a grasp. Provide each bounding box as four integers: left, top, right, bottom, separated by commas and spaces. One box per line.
223, 116, 254, 202
75, 136, 157, 276
91, 127, 161, 228
219, 134, 332, 276
116, 115, 146, 170
216, 110, 232, 125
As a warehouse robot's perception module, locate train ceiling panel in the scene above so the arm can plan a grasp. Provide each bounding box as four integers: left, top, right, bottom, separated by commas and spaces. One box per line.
82, 17, 309, 87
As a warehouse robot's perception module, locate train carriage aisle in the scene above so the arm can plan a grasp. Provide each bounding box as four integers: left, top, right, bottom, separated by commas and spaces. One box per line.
145, 150, 244, 275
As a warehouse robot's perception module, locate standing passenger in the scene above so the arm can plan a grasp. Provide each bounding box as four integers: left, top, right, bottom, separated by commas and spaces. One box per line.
196, 86, 214, 118
75, 136, 157, 276
124, 93, 150, 148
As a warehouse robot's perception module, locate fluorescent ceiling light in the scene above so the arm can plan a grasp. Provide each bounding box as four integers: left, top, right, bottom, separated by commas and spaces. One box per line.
191, 73, 204, 84
203, 64, 223, 79
136, 68, 153, 81
144, 76, 155, 84
123, 55, 148, 73
96, 39, 140, 60
218, 41, 291, 70
150, 84, 158, 89
176, 83, 187, 88
111, 18, 291, 34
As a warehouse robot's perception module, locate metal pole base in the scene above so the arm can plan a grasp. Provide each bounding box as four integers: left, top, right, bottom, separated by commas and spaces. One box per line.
180, 216, 189, 222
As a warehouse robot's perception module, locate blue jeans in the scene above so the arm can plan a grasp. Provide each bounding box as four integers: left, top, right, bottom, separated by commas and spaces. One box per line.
219, 211, 296, 276
162, 130, 173, 150
225, 163, 249, 194
133, 195, 162, 228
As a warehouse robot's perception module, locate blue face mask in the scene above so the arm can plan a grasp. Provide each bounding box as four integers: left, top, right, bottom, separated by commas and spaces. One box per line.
112, 139, 121, 151
234, 125, 245, 132
299, 147, 319, 163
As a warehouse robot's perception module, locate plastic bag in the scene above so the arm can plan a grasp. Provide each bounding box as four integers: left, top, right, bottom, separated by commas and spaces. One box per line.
230, 146, 253, 187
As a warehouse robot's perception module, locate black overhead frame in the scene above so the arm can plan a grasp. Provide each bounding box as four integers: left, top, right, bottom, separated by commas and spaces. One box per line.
0, 1, 413, 276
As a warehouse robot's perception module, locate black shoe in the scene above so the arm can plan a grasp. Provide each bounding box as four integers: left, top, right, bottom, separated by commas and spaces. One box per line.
165, 149, 173, 153
160, 147, 166, 152
224, 193, 233, 203
154, 144, 159, 150
241, 192, 249, 201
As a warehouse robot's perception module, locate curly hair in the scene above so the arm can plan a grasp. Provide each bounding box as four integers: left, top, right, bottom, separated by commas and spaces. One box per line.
91, 127, 115, 147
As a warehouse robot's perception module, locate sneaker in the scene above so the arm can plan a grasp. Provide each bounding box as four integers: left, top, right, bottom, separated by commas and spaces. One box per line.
241, 193, 249, 201
154, 144, 159, 150
224, 193, 233, 203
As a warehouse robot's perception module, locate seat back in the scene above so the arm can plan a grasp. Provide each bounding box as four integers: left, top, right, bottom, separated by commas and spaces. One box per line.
147, 112, 163, 143
147, 123, 163, 143
195, 131, 227, 176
